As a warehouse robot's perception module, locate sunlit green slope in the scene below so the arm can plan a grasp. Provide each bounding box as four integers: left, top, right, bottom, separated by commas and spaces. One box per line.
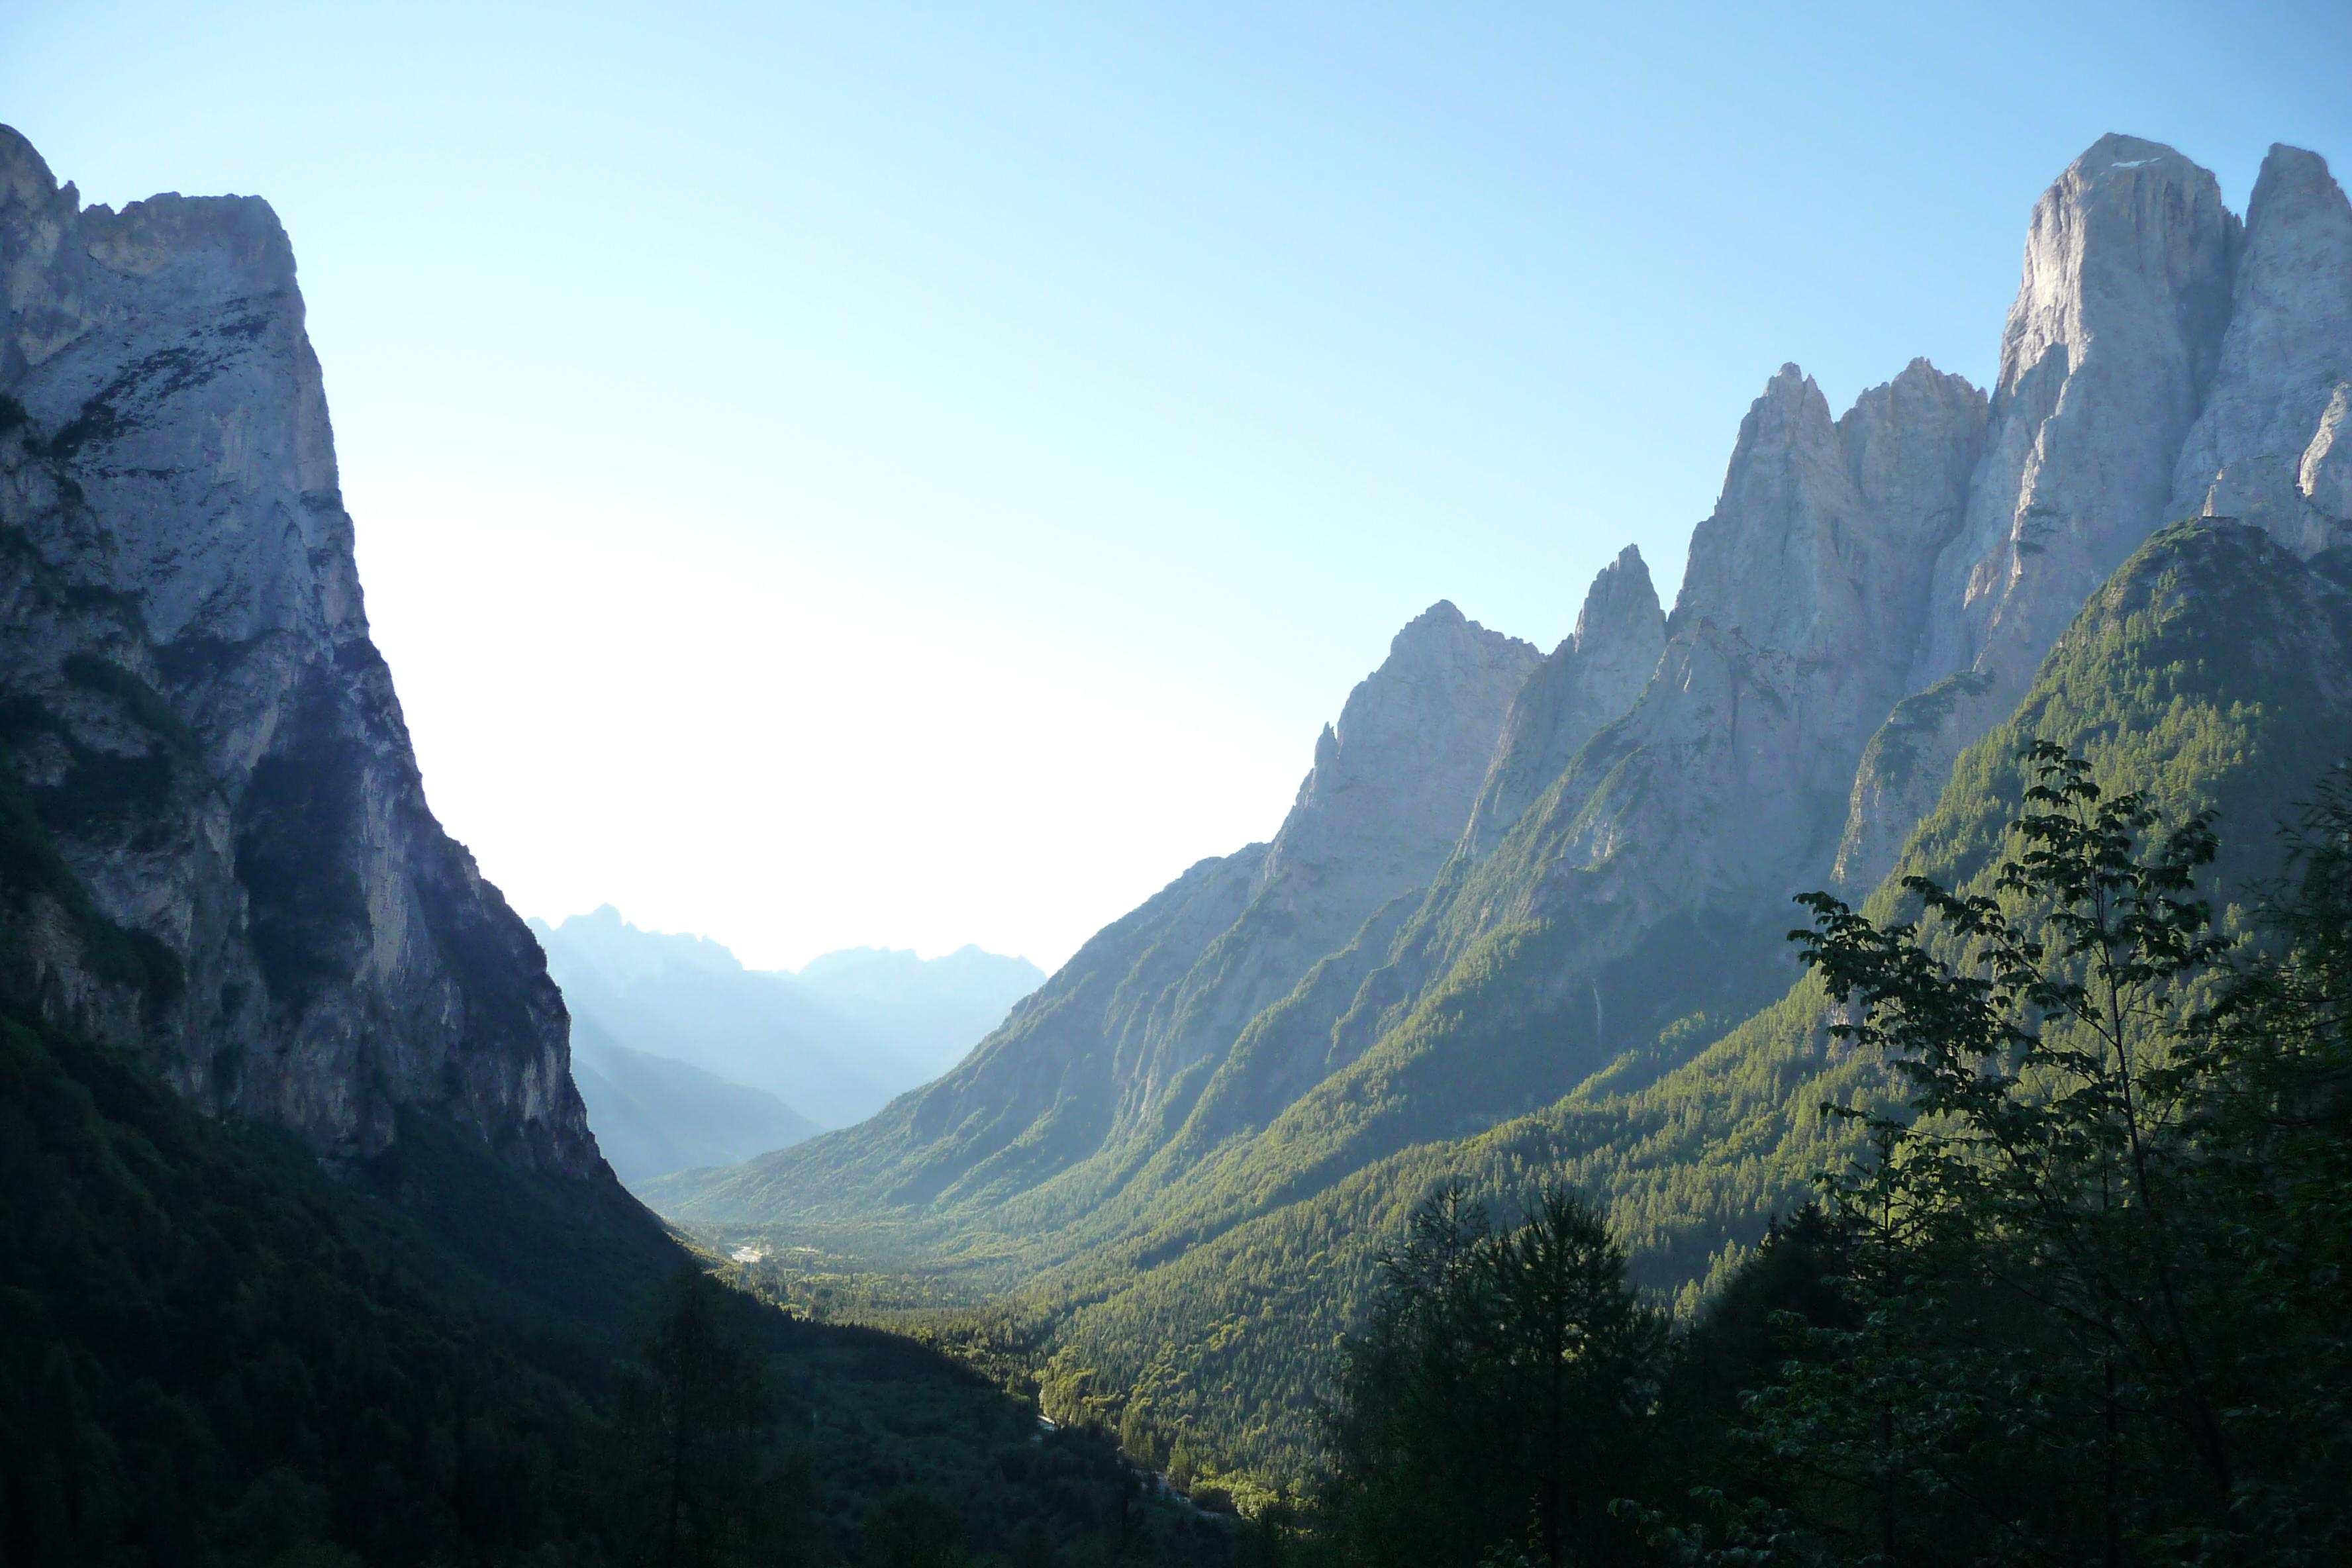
1020, 520, 2352, 1471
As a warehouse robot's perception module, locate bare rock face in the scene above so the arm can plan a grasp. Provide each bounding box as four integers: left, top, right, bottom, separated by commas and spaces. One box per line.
1304, 360, 1986, 1101
1261, 602, 1544, 906
2171, 144, 2352, 555
0, 126, 598, 1174
1837, 135, 2240, 891
1463, 546, 1664, 858
1922, 135, 2237, 689
1530, 359, 1984, 911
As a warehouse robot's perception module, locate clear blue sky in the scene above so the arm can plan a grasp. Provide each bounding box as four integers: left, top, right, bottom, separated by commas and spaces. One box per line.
6, 2, 2349, 970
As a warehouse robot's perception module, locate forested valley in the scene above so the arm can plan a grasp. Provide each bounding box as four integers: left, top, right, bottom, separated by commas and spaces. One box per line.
705, 749, 2352, 1565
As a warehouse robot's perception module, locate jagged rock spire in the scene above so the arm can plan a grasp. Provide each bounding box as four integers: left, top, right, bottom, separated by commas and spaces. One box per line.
1918, 133, 2239, 690
2171, 143, 2352, 554
1265, 600, 1541, 894
1462, 546, 1664, 856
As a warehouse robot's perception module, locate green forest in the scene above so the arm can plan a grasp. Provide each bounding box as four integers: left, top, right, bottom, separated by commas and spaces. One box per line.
1296, 746, 2352, 1564
692, 746, 2352, 1565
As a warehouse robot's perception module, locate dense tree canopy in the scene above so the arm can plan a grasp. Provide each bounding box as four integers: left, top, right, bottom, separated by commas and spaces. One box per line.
1302, 748, 2352, 1565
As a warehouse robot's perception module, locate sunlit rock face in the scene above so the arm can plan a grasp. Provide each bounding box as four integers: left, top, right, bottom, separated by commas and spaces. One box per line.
1260, 601, 1545, 932
1838, 135, 2246, 891
0, 126, 599, 1174
2171, 144, 2352, 556
1462, 545, 1665, 859
1424, 358, 1986, 993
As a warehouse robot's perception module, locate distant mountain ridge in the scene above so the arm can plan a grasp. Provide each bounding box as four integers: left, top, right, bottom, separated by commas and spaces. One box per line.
652, 133, 2352, 1471
532, 908, 1041, 1165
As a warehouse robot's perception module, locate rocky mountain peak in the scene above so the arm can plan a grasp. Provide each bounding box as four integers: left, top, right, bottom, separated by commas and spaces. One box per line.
1572, 545, 1662, 659
2170, 143, 2352, 555
1461, 547, 1665, 858
0, 123, 62, 209
1264, 602, 1540, 891
1673, 358, 1982, 678
1917, 133, 2237, 689
1839, 135, 2249, 893
1671, 364, 1847, 647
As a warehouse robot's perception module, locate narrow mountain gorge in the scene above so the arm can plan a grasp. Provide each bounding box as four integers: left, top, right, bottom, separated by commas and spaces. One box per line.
656, 133, 2352, 1475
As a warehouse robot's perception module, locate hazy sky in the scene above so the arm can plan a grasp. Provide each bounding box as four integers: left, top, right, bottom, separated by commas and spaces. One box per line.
6, 3, 2349, 971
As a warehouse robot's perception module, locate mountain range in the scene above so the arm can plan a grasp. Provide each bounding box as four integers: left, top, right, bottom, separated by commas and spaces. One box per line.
649, 132, 2352, 1473
531, 906, 1042, 1183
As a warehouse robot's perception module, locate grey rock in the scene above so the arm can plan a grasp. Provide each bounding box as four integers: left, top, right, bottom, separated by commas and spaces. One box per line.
0, 126, 597, 1173
2171, 144, 2352, 555
1259, 602, 1545, 933
2306, 383, 2352, 519
1921, 134, 2237, 690
1463, 546, 1665, 858
1839, 135, 2240, 892
1545, 358, 1983, 902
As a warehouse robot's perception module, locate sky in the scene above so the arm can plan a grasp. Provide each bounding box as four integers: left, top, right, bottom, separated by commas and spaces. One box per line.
5, 1, 2349, 972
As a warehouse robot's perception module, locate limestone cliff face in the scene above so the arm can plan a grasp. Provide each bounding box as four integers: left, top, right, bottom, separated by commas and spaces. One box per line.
1837, 136, 2246, 890
2170, 145, 2352, 556
1920, 135, 2238, 690
0, 127, 598, 1174
1462, 546, 1664, 858
1519, 358, 1984, 919
1255, 603, 1542, 945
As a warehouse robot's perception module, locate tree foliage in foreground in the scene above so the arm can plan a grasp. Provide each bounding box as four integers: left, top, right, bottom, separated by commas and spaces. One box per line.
1310, 747, 2352, 1566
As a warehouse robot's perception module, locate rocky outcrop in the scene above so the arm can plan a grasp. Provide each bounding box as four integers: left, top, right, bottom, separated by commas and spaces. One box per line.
0, 126, 598, 1173
1838, 135, 2243, 890
1212, 360, 1989, 1177
1463, 546, 1664, 857
1261, 603, 1544, 912
1522, 358, 1984, 916
2170, 144, 2352, 556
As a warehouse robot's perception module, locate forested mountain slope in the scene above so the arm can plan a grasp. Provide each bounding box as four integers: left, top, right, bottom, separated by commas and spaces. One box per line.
1032, 519, 2352, 1469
